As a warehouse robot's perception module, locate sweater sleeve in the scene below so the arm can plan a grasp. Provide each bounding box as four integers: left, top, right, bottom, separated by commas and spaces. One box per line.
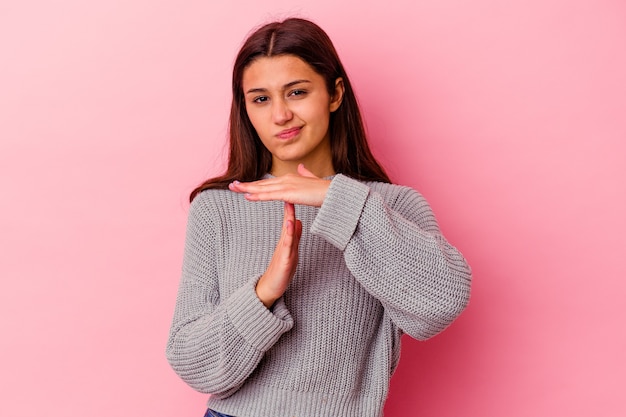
311, 174, 471, 340
165, 194, 294, 396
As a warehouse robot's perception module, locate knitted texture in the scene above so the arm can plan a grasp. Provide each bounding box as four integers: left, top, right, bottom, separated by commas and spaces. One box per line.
166, 174, 472, 417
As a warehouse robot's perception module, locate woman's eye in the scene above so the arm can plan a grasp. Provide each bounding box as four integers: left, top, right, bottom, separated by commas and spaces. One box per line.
253, 96, 269, 103
289, 89, 307, 98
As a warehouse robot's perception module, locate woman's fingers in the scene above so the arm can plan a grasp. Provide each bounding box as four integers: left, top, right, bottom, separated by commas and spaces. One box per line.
279, 203, 296, 254
228, 168, 330, 207
297, 163, 316, 178
255, 203, 301, 309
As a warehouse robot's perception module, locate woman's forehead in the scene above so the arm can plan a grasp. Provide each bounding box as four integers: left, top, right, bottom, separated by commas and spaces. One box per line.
242, 55, 321, 91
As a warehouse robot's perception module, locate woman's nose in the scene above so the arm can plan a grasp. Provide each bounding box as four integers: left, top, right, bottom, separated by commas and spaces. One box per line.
271, 99, 293, 125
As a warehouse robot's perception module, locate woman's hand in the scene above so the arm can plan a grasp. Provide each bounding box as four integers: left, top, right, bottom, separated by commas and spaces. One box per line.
256, 202, 302, 309
228, 164, 331, 207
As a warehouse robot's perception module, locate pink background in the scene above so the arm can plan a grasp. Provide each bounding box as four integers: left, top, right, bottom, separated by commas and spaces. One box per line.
1, 1, 625, 416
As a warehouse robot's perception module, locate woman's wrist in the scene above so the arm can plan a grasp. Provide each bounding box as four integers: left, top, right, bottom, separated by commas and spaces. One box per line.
255, 277, 279, 309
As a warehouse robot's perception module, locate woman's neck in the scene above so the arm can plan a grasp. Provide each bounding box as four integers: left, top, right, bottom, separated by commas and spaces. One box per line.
270, 159, 335, 178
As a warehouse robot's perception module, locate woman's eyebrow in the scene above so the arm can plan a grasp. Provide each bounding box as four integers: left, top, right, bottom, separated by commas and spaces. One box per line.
284, 79, 311, 88
245, 79, 311, 94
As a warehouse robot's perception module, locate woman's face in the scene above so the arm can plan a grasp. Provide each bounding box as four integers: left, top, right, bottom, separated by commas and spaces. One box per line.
242, 54, 343, 176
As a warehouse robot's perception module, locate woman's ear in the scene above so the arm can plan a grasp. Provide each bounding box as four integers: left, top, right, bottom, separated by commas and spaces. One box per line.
329, 77, 345, 112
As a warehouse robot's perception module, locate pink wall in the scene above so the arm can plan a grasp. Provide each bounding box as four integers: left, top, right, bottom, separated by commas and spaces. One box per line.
1, 1, 624, 416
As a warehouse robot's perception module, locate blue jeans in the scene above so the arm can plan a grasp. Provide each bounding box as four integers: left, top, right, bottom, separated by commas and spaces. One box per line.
204, 409, 234, 417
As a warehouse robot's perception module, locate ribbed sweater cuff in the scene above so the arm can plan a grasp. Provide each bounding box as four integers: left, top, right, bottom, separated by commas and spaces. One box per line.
226, 277, 294, 352
311, 174, 370, 250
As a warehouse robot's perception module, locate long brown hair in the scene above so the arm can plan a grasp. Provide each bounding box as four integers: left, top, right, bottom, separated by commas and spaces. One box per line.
190, 18, 390, 202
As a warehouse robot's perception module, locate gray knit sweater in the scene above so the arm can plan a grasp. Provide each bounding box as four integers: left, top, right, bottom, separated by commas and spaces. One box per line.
166, 174, 471, 417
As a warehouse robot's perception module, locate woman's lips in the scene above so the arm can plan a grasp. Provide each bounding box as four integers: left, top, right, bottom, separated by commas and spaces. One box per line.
276, 127, 301, 140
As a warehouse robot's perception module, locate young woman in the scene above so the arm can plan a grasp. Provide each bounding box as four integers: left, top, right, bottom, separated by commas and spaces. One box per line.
166, 18, 471, 417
